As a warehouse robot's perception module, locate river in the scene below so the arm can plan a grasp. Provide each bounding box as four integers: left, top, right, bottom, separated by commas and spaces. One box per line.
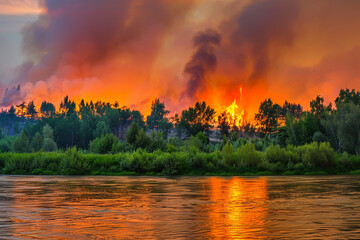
0, 175, 359, 239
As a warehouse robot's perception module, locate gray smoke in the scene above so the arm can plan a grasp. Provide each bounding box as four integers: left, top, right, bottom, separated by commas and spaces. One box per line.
1, 84, 21, 107
230, 0, 298, 82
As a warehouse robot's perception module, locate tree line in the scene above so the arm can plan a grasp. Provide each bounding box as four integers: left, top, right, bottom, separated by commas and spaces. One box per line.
0, 88, 358, 156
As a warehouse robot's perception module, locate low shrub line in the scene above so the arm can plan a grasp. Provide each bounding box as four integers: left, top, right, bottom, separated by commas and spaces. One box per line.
0, 142, 359, 175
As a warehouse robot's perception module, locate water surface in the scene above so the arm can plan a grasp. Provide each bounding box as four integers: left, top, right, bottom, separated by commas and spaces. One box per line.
0, 175, 359, 239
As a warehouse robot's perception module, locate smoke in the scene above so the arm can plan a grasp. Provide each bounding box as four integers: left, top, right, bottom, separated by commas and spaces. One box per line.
2, 0, 194, 107
229, 0, 299, 83
1, 0, 360, 118
17, 0, 132, 83
1, 84, 21, 107
181, 29, 221, 101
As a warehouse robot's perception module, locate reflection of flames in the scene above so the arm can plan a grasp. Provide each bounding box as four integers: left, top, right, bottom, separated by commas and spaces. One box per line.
225, 87, 245, 127
206, 177, 268, 239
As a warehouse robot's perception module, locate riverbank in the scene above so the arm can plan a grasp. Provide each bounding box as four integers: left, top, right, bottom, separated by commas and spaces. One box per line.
1, 143, 359, 176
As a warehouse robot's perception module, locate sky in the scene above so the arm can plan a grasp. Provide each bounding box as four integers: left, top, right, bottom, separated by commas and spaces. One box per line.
0, 0, 360, 119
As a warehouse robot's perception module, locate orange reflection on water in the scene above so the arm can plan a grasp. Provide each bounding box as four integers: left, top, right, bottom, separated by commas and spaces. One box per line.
206, 177, 268, 239
8, 180, 157, 239
4, 176, 268, 239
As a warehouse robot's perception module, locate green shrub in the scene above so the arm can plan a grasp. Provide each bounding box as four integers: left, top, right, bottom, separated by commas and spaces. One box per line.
135, 130, 152, 150
112, 141, 133, 153
237, 143, 262, 168
126, 121, 139, 145
149, 131, 166, 152
185, 136, 203, 151
60, 147, 90, 175
0, 136, 15, 153
43, 138, 57, 152
126, 150, 152, 173
265, 145, 286, 164
31, 152, 63, 173
89, 154, 117, 169
301, 142, 335, 168
3, 153, 34, 174
12, 130, 30, 153
166, 144, 178, 153
168, 137, 183, 147
313, 131, 328, 143
118, 153, 133, 171
31, 132, 43, 152
89, 134, 119, 154
185, 151, 207, 169
151, 152, 179, 175
349, 170, 360, 175
264, 145, 300, 166
222, 142, 236, 167
349, 154, 360, 170
195, 132, 208, 145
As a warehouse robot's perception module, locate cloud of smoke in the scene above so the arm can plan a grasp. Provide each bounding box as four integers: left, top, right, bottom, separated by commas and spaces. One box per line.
229, 0, 299, 83
181, 29, 221, 101
1, 0, 194, 107
1, 0, 360, 119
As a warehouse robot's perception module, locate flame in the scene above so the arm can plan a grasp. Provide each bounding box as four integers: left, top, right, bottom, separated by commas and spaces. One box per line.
224, 87, 245, 127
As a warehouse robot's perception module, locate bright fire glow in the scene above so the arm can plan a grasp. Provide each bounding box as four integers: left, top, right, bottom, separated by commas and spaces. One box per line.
225, 87, 245, 127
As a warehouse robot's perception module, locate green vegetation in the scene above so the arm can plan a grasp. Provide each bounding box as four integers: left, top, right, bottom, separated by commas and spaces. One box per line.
0, 141, 358, 176
0, 88, 358, 175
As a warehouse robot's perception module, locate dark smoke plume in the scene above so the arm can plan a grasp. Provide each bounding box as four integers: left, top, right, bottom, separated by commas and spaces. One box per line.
181, 29, 221, 100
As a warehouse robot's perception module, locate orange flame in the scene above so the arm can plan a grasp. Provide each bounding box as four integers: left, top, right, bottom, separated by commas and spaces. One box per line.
224, 86, 245, 127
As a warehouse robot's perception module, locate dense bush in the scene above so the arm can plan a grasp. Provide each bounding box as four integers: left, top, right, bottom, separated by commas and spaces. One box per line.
112, 141, 133, 153
126, 121, 139, 145
151, 152, 179, 175
60, 147, 90, 175
135, 130, 152, 150
12, 130, 30, 153
149, 131, 166, 152
222, 142, 236, 167
0, 136, 15, 153
168, 137, 183, 147
301, 142, 335, 168
237, 143, 262, 168
31, 132, 43, 152
264, 145, 299, 166
43, 138, 58, 152
0, 139, 357, 176
89, 134, 119, 154
185, 135, 203, 150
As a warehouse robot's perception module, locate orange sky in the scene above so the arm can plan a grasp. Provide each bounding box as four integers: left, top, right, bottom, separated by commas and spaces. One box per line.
1, 0, 360, 119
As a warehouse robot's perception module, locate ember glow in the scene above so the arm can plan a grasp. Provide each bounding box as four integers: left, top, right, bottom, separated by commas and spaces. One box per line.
1, 0, 360, 120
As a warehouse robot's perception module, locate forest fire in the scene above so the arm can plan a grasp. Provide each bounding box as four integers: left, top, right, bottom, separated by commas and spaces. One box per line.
0, 0, 360, 121
224, 87, 245, 127
0, 1, 360, 239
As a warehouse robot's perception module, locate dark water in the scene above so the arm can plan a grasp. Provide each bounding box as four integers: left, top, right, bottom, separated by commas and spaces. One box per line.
0, 176, 359, 239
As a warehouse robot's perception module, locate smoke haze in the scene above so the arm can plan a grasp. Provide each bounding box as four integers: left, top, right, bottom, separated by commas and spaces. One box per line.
1, 0, 360, 119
